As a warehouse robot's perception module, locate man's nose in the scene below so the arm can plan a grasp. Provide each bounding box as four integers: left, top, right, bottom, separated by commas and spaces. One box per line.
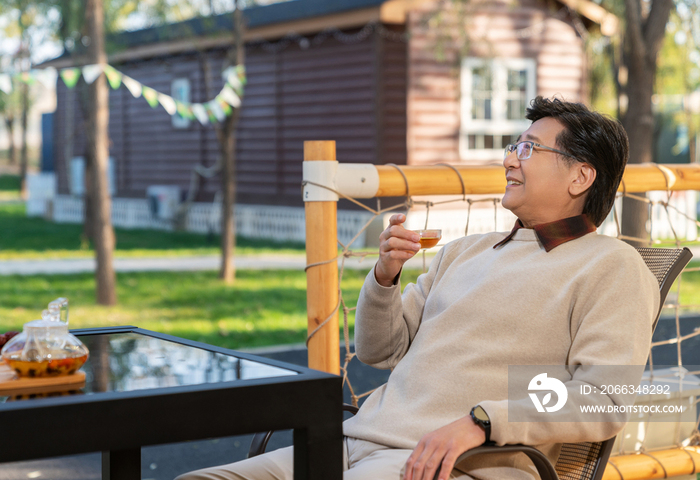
503, 149, 520, 169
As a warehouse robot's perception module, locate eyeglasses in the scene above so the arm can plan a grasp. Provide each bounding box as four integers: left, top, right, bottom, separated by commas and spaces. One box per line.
504, 141, 580, 162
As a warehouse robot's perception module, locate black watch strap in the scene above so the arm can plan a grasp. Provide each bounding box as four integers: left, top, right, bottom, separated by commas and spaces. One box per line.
470, 405, 491, 444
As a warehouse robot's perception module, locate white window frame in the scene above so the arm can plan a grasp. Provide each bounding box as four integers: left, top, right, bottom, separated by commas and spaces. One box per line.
459, 58, 536, 161
171, 78, 191, 129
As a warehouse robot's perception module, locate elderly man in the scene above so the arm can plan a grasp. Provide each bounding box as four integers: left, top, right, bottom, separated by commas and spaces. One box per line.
176, 97, 659, 480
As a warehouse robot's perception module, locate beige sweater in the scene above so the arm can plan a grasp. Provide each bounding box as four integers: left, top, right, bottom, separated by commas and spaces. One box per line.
343, 229, 659, 477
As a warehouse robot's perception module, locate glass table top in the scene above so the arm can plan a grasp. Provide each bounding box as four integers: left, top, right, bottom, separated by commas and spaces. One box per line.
2, 332, 297, 401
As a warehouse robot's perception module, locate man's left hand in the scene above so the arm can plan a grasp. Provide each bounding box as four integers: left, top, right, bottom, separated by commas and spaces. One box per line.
403, 415, 486, 480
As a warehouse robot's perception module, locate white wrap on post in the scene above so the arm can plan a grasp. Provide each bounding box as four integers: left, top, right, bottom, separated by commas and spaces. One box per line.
303, 160, 339, 202
302, 162, 380, 202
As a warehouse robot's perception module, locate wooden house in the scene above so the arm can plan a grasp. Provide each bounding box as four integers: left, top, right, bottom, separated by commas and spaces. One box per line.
42, 0, 616, 245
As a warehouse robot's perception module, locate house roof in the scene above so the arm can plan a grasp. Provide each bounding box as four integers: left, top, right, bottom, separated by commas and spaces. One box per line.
40, 0, 615, 68
110, 0, 388, 51
41, 0, 397, 67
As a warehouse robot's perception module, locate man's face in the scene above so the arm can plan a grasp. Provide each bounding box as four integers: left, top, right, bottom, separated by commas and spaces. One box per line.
502, 117, 583, 227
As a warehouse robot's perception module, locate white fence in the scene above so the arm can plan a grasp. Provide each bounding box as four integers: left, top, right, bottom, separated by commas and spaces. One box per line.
48, 195, 374, 248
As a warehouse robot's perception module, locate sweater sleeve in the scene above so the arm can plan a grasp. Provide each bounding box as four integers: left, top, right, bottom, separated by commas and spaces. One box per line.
481, 247, 660, 446
354, 247, 446, 370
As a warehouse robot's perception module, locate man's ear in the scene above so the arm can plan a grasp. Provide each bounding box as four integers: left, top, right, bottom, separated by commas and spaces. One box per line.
570, 163, 596, 197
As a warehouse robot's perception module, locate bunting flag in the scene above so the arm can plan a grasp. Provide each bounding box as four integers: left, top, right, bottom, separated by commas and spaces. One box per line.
82, 64, 103, 84
157, 93, 177, 115
208, 100, 226, 122
122, 75, 142, 98
18, 72, 35, 85
222, 64, 246, 95
141, 86, 159, 108
175, 100, 195, 120
60, 68, 81, 88
220, 85, 241, 108
0, 74, 11, 94
217, 97, 232, 116
0, 62, 247, 122
35, 68, 57, 89
103, 65, 122, 90
236, 65, 246, 85
206, 105, 217, 123
191, 103, 209, 125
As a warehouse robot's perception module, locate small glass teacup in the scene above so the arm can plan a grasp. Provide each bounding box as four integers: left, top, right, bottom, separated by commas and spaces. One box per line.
412, 229, 442, 249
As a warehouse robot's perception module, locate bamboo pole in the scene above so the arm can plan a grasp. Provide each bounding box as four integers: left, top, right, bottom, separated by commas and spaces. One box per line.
365, 163, 700, 198
304, 141, 340, 374
602, 447, 700, 480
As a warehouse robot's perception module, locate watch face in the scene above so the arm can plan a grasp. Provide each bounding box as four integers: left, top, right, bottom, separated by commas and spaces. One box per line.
473, 406, 490, 423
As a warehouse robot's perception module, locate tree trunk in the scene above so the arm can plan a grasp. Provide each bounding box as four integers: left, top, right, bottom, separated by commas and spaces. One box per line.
19, 81, 29, 199
621, 62, 655, 246
4, 116, 15, 165
86, 0, 117, 305
618, 0, 673, 247
83, 155, 95, 244
77, 81, 95, 244
219, 115, 238, 283
218, 1, 245, 284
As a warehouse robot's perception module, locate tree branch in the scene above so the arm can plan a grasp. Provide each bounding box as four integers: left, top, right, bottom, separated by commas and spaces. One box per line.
644, 0, 674, 61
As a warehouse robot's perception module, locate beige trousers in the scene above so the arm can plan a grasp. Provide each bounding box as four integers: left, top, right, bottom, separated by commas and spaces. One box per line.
174, 437, 476, 480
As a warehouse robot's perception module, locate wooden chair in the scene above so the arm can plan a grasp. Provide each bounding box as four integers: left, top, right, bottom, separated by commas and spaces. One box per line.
249, 247, 693, 480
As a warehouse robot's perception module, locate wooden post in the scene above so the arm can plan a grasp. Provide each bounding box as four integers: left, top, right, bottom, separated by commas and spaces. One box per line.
304, 141, 340, 374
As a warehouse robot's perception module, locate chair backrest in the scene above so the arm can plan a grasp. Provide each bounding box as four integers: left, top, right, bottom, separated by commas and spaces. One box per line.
554, 247, 693, 480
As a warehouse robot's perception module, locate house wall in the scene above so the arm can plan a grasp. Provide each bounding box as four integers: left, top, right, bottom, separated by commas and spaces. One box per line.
406, 0, 587, 166
53, 27, 408, 208
377, 26, 409, 165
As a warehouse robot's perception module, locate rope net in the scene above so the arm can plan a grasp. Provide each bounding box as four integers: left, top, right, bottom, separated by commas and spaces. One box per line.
303, 163, 700, 466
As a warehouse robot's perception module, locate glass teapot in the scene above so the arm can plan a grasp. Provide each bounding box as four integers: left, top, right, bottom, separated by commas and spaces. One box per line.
1, 298, 89, 377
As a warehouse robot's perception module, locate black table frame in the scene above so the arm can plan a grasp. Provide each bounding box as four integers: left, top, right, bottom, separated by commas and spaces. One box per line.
0, 326, 343, 480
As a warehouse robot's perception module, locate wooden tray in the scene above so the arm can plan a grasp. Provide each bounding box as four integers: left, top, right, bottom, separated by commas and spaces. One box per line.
0, 361, 85, 396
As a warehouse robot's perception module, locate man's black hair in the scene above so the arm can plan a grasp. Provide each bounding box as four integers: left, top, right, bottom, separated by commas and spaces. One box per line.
525, 96, 629, 227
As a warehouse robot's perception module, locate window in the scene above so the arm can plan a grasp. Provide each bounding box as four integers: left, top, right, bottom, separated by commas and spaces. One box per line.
171, 78, 191, 129
460, 58, 536, 161
69, 156, 116, 196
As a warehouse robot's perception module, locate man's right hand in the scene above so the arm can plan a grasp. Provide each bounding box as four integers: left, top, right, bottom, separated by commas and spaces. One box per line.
375, 214, 422, 287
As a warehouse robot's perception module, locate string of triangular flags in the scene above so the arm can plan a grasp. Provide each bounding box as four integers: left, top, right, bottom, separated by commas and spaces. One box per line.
0, 63, 246, 125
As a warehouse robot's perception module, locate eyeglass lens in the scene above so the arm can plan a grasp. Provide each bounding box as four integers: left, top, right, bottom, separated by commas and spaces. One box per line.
517, 142, 533, 159
504, 142, 534, 160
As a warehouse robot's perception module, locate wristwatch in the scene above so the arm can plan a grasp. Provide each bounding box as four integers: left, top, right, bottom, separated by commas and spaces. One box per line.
470, 405, 491, 444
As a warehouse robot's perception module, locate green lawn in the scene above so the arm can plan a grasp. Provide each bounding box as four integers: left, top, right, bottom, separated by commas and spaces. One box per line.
0, 202, 305, 259
671, 265, 700, 311
0, 174, 21, 201
0, 269, 424, 350
0, 175, 20, 191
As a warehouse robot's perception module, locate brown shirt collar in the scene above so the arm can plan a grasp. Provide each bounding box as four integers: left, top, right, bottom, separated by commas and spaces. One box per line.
493, 214, 597, 252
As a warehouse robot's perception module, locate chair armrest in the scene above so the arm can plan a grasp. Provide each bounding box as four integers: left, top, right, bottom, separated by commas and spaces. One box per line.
247, 403, 358, 458
248, 430, 274, 459
445, 444, 558, 480
247, 405, 558, 480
